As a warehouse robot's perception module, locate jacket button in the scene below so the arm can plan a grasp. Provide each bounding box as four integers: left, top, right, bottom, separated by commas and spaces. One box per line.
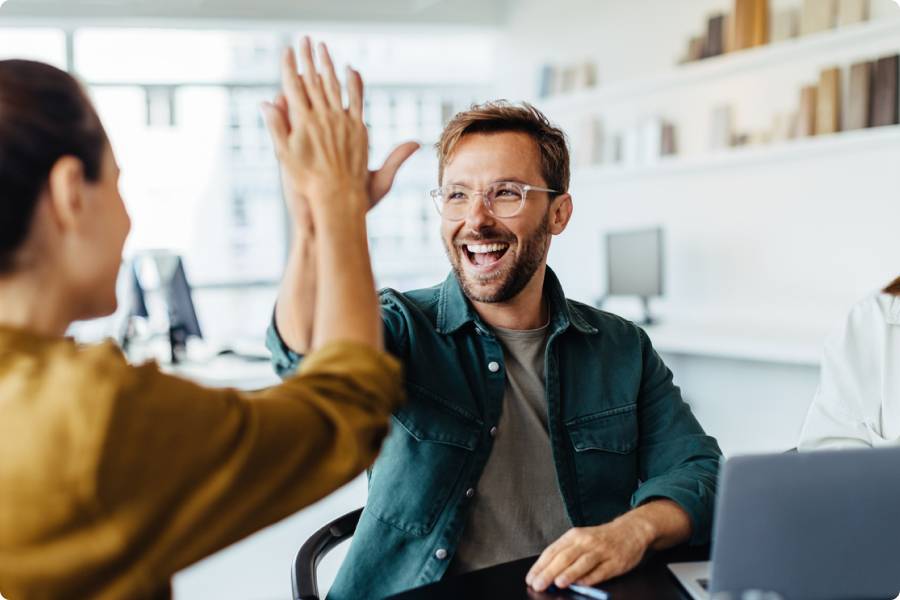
466, 487, 475, 498
488, 361, 500, 373
489, 426, 498, 437
435, 548, 448, 560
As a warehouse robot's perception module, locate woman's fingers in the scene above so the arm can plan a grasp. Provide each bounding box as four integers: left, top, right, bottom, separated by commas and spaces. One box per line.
317, 42, 344, 111
347, 66, 364, 121
280, 48, 309, 126
298, 36, 327, 111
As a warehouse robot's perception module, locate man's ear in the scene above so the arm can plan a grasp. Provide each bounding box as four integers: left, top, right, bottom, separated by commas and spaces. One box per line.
549, 193, 573, 235
45, 156, 86, 233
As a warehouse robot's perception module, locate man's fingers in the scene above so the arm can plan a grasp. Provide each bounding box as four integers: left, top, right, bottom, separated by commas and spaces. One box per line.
298, 36, 327, 110
554, 552, 606, 588
369, 141, 420, 205
575, 560, 617, 587
261, 102, 289, 157
530, 546, 581, 591
280, 48, 309, 126
347, 66, 364, 120
317, 42, 343, 110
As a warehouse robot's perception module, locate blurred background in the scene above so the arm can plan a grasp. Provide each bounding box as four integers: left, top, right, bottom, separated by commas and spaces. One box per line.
1, 0, 899, 597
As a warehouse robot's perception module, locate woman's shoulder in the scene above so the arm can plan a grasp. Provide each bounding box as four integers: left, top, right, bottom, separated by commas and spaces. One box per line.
846, 291, 900, 330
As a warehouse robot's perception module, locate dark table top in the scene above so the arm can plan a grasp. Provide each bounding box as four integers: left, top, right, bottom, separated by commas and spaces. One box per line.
388, 545, 709, 600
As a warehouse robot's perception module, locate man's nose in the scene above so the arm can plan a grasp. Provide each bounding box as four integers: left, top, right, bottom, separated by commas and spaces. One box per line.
463, 193, 495, 231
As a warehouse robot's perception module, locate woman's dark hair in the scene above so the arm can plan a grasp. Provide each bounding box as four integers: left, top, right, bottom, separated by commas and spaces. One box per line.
885, 276, 900, 297
0, 59, 107, 273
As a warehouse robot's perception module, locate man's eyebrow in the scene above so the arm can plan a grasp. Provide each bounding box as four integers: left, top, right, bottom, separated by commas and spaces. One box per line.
444, 177, 531, 187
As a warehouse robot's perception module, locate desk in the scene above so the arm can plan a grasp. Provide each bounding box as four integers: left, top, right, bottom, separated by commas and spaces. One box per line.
387, 545, 709, 600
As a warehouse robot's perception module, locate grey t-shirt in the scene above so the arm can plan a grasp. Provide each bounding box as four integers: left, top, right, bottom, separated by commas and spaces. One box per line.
447, 322, 572, 575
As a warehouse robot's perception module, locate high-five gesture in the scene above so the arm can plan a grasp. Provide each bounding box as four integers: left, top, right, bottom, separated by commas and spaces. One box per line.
266, 38, 417, 354
264, 38, 390, 351
263, 39, 370, 221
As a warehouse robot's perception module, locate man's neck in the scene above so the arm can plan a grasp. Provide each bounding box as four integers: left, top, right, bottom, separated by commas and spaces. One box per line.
470, 265, 549, 331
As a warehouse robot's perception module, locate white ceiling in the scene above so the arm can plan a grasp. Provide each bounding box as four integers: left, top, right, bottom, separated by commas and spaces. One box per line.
0, 0, 512, 25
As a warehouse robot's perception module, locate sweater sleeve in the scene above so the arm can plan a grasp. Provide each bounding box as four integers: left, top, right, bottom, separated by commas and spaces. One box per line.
93, 340, 403, 592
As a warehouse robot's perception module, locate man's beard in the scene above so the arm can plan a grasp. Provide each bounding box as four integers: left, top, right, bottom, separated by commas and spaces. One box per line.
445, 211, 551, 304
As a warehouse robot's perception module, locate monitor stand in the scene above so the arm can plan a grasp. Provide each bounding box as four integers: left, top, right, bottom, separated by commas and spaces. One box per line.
640, 296, 656, 326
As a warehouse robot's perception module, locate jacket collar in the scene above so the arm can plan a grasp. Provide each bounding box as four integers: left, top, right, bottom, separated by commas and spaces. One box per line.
435, 266, 598, 336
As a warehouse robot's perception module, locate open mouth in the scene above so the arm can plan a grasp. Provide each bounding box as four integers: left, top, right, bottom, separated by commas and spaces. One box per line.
462, 242, 511, 270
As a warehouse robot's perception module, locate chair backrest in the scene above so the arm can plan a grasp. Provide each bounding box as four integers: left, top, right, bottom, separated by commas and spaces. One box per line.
292, 508, 363, 600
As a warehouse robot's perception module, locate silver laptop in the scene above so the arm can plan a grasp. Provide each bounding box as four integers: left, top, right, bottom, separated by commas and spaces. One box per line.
669, 446, 900, 600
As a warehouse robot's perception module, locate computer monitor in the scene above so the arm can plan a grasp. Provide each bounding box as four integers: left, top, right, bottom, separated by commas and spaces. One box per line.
604, 227, 664, 325
117, 261, 150, 350
151, 253, 202, 363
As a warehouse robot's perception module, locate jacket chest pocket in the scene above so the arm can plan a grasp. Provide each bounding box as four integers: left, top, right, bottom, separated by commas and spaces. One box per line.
566, 404, 639, 520
365, 383, 480, 537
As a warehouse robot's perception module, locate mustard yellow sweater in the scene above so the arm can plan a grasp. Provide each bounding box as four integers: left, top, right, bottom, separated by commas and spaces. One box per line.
0, 327, 403, 599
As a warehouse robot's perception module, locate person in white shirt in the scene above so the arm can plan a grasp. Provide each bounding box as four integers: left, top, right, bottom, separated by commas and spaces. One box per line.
798, 277, 900, 449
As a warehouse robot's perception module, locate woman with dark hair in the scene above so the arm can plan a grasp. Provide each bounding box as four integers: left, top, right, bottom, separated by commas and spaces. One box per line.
0, 38, 410, 599
799, 276, 900, 449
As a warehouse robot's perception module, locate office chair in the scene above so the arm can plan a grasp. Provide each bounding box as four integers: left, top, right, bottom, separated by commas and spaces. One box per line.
292, 507, 363, 600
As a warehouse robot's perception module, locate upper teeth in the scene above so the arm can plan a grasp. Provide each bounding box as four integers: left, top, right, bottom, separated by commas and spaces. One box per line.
467, 243, 508, 254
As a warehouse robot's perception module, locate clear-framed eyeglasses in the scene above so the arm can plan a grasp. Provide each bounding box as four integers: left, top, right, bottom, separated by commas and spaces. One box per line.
429, 181, 559, 221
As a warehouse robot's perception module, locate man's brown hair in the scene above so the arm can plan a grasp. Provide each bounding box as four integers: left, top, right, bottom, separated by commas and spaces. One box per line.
885, 276, 900, 296
436, 101, 570, 194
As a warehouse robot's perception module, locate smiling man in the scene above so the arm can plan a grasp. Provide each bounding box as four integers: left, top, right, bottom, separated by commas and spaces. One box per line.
268, 101, 721, 599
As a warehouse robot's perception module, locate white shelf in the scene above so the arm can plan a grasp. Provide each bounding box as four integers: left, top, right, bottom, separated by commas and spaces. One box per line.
540, 17, 900, 114
571, 124, 900, 184
644, 320, 825, 367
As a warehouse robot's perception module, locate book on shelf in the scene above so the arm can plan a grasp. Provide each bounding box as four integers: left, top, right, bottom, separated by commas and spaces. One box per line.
871, 54, 899, 127
800, 0, 837, 36
724, 13, 736, 53
688, 36, 706, 62
705, 14, 726, 58
661, 123, 677, 157
815, 67, 841, 135
771, 9, 800, 42
836, 0, 868, 27
734, 0, 770, 50
796, 85, 818, 137
846, 61, 873, 131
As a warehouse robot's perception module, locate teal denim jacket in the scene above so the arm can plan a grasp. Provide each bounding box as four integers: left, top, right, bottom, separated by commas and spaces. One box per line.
267, 268, 722, 599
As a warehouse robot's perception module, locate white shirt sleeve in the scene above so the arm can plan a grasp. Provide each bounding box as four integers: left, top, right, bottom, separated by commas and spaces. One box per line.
798, 296, 888, 450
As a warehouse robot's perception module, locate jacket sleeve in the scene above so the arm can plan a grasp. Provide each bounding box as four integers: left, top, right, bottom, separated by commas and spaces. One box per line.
93, 340, 404, 587
266, 291, 409, 379
798, 298, 885, 450
629, 329, 723, 546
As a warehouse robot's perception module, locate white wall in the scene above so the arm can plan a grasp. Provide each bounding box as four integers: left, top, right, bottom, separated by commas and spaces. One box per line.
496, 0, 900, 454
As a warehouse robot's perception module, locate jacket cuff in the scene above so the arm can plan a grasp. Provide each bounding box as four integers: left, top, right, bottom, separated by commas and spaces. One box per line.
631, 475, 716, 546
266, 311, 304, 378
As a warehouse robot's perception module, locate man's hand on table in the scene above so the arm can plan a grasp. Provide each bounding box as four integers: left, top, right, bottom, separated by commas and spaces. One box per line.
525, 499, 692, 592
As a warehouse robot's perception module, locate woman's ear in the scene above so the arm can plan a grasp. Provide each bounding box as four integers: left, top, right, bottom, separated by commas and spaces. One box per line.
45, 156, 85, 233
549, 193, 573, 235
